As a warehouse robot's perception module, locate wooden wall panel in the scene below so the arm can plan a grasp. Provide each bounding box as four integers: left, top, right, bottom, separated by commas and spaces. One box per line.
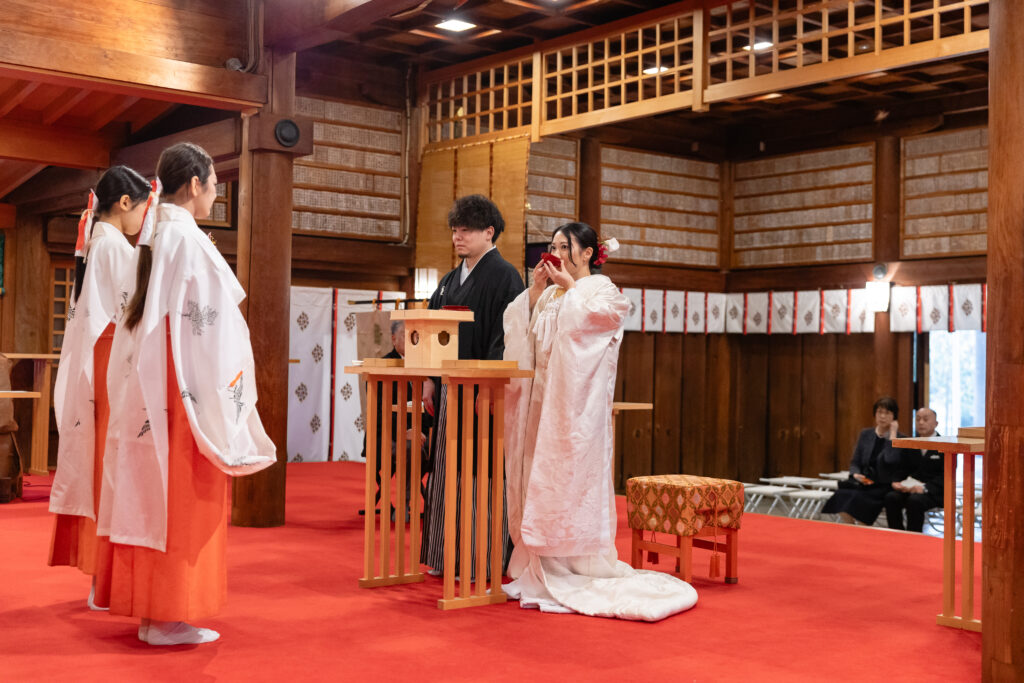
733, 335, 768, 483
526, 136, 578, 243
901, 126, 988, 258
293, 96, 404, 240
599, 145, 720, 267
800, 335, 839, 475
414, 149, 456, 274
732, 144, 875, 268
679, 334, 708, 475
767, 335, 803, 477
834, 334, 877, 466
491, 138, 530, 277
652, 333, 683, 475
618, 333, 654, 489
0, 0, 247, 69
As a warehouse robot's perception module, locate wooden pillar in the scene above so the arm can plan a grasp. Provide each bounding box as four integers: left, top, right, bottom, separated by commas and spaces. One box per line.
231, 50, 300, 527
578, 137, 601, 229
873, 136, 901, 405
985, 4, 1024, 680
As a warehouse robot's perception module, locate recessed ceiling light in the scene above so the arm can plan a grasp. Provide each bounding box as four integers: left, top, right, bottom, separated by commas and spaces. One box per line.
436, 19, 476, 32
742, 41, 774, 52
763, 92, 782, 99
643, 66, 669, 75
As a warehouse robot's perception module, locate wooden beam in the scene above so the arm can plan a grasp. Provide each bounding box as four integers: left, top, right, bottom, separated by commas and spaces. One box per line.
0, 119, 110, 168
264, 0, 424, 52
726, 257, 986, 292
0, 27, 266, 109
0, 203, 14, 229
113, 118, 242, 178
0, 163, 45, 199
41, 88, 92, 126
984, 2, 1024, 678
0, 80, 40, 117
89, 95, 141, 131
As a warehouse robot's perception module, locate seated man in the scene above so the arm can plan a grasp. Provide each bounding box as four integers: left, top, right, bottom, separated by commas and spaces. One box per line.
884, 407, 943, 532
822, 396, 916, 525
359, 320, 432, 519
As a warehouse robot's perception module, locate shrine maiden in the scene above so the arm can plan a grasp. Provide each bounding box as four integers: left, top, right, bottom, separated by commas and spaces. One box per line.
99, 142, 276, 645
503, 223, 698, 621
49, 166, 151, 609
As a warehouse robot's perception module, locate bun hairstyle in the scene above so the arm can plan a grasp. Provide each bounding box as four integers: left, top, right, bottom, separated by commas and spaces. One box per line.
123, 142, 214, 331
72, 165, 150, 304
552, 222, 602, 272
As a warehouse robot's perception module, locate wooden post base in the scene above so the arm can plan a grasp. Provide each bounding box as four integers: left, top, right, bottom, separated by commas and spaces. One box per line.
359, 574, 425, 589
937, 614, 982, 632
437, 590, 507, 611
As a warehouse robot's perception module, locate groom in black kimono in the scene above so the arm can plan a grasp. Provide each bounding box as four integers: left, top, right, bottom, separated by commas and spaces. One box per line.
420, 194, 525, 575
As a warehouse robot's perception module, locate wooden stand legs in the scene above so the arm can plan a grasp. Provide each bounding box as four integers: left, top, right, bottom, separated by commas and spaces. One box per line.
631, 528, 739, 584
438, 378, 508, 610
937, 451, 981, 632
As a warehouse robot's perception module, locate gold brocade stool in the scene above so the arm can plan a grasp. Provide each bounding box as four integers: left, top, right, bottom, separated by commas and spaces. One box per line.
626, 475, 744, 584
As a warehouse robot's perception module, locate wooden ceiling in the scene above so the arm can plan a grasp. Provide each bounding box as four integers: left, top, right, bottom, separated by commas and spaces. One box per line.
319, 0, 684, 70
0, 75, 175, 200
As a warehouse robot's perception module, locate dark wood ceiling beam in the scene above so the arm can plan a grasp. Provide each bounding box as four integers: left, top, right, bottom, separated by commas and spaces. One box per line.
0, 80, 40, 117
0, 118, 112, 168
264, 0, 428, 52
40, 88, 92, 126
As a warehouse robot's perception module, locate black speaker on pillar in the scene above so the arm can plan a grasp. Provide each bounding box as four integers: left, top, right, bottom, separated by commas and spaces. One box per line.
248, 113, 313, 155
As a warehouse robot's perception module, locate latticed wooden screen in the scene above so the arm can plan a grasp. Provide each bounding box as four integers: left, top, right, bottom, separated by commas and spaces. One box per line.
420, 1, 987, 147
526, 137, 578, 243
732, 143, 874, 267
51, 262, 75, 353
293, 96, 404, 240
599, 146, 720, 267
423, 57, 534, 144
901, 126, 987, 258
196, 182, 231, 228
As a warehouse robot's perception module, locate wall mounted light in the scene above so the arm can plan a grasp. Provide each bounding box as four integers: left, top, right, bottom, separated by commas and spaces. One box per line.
866, 262, 890, 312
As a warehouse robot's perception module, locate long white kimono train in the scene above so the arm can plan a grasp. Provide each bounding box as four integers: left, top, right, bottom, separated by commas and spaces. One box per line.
98, 203, 276, 551
50, 223, 134, 519
503, 275, 698, 621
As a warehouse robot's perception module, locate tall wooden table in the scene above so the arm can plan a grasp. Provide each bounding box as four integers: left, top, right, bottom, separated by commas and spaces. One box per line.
893, 432, 984, 632
346, 358, 531, 610
2, 353, 60, 476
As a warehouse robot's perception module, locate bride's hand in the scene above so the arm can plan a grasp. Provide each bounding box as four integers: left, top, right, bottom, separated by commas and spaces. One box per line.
529, 262, 551, 308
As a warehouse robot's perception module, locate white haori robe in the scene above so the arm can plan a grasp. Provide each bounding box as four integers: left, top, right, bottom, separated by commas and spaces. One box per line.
503, 275, 698, 621
50, 222, 134, 519
98, 203, 276, 551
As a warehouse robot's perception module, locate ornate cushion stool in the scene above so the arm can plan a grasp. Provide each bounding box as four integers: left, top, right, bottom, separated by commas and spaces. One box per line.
626, 475, 744, 584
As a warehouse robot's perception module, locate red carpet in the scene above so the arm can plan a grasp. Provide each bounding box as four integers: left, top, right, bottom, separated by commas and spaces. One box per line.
2, 462, 981, 682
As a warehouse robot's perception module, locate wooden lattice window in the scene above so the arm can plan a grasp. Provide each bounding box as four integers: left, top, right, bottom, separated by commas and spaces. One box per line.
51, 262, 74, 353
424, 57, 534, 144
196, 182, 232, 228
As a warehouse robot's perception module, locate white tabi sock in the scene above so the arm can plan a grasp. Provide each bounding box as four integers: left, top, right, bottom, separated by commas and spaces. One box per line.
145, 620, 220, 646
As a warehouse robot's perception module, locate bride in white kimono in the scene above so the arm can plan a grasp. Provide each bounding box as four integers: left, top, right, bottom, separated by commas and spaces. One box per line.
503, 223, 697, 621
99, 143, 276, 645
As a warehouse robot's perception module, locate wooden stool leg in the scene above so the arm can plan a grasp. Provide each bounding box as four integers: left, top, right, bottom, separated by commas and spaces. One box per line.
631, 529, 643, 568
725, 529, 739, 584
678, 535, 693, 582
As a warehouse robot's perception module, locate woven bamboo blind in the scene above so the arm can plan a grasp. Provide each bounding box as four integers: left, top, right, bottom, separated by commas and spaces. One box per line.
599, 145, 720, 267
526, 136, 578, 243
901, 126, 987, 258
415, 148, 456, 274
293, 96, 404, 240
491, 138, 529, 279
732, 143, 874, 267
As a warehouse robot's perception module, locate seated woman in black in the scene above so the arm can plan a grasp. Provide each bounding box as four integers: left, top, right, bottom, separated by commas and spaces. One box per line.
822, 396, 915, 525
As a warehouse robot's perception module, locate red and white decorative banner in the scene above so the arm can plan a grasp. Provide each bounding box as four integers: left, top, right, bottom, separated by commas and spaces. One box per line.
685, 291, 705, 333
725, 293, 745, 334
952, 284, 983, 331
918, 285, 949, 332
645, 289, 665, 333
706, 293, 726, 333
795, 290, 821, 334
664, 291, 686, 333
848, 288, 875, 333
621, 288, 643, 332
822, 289, 848, 334
769, 291, 794, 335
745, 292, 769, 334
889, 286, 917, 332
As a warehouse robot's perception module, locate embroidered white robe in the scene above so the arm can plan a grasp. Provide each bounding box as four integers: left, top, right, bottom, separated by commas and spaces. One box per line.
50, 223, 134, 519
98, 204, 276, 551
503, 275, 698, 621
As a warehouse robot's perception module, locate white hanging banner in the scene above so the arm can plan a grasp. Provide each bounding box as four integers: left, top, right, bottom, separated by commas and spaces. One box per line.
706, 293, 726, 333
890, 286, 917, 332
287, 287, 334, 463
621, 288, 643, 332
952, 283, 983, 331
725, 293, 744, 334
644, 289, 664, 333
769, 291, 794, 335
822, 289, 848, 334
685, 291, 705, 333
664, 291, 686, 333
795, 290, 821, 334
332, 289, 403, 462
848, 289, 875, 333
745, 292, 769, 334
919, 285, 949, 332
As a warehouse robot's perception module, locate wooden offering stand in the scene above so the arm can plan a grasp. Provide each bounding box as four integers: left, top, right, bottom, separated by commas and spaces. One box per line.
893, 427, 985, 633
2, 353, 60, 476
347, 307, 531, 610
